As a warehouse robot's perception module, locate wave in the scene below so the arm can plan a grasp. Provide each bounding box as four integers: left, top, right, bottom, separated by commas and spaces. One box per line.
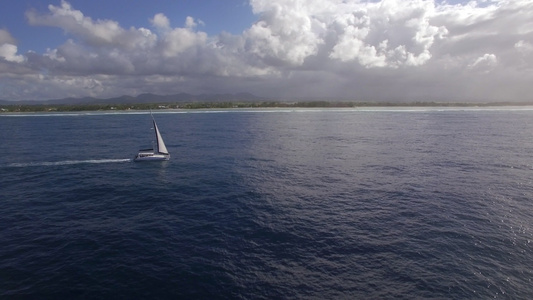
7, 158, 131, 167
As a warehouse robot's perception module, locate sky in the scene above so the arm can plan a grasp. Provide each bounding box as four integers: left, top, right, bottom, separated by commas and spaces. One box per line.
0, 0, 532, 102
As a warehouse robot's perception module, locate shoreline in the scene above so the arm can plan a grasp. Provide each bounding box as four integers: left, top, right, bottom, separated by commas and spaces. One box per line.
3, 104, 533, 116
2, 101, 533, 113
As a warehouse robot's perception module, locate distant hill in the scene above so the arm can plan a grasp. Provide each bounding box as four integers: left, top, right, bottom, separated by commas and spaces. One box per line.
0, 92, 265, 106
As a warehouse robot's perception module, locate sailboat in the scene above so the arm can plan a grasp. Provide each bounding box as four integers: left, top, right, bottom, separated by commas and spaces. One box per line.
134, 111, 170, 161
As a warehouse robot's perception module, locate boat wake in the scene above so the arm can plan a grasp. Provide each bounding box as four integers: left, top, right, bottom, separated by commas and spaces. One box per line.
7, 158, 132, 167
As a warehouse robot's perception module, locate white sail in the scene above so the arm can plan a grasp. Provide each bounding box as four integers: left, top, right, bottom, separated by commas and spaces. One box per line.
153, 120, 168, 154
134, 111, 170, 161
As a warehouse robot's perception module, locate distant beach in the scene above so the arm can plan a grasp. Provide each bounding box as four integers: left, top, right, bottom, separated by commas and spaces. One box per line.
2, 100, 533, 113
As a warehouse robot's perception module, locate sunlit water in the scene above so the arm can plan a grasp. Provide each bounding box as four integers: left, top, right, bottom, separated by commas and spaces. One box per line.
1, 108, 532, 299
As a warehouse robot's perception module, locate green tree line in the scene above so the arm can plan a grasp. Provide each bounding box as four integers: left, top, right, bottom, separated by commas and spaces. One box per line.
2, 101, 532, 113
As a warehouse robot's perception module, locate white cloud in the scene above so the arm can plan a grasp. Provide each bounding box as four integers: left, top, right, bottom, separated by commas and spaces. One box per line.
468, 53, 498, 71
26, 0, 120, 45
0, 44, 26, 63
328, 0, 447, 68
0, 29, 25, 63
243, 0, 449, 68
24, 4, 210, 72
185, 16, 202, 29
244, 0, 325, 66
26, 0, 158, 50
158, 27, 207, 57
1, 0, 533, 102
151, 13, 170, 30
515, 40, 533, 53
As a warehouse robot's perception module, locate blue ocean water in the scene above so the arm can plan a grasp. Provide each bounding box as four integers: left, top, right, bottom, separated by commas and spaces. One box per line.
1, 108, 532, 299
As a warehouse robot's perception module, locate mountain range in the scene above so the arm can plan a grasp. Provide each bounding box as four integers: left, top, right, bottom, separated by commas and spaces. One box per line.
0, 92, 265, 106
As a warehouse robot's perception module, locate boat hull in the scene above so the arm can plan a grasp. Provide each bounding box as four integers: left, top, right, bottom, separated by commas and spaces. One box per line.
133, 153, 170, 162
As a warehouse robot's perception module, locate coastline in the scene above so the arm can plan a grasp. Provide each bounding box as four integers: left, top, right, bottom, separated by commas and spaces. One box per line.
2, 100, 533, 113
2, 105, 533, 116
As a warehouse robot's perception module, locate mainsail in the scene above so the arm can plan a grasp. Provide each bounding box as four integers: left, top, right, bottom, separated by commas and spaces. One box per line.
153, 119, 168, 154
134, 110, 170, 162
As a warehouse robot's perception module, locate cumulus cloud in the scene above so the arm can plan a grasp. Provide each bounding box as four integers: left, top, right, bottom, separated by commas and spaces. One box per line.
185, 16, 204, 29
243, 0, 325, 66
1, 0, 533, 102
0, 44, 25, 63
328, 0, 447, 67
151, 13, 170, 30
27, 1, 122, 46
24, 1, 212, 75
26, 0, 158, 50
0, 29, 25, 63
158, 22, 207, 58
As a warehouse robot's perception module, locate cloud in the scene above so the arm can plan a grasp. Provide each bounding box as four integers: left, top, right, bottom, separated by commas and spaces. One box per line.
0, 29, 17, 45
26, 0, 158, 50
151, 13, 170, 30
0, 29, 25, 63
515, 40, 533, 54
157, 23, 207, 58
328, 0, 447, 67
0, 44, 25, 63
468, 53, 497, 72
24, 2, 210, 74
243, 0, 325, 66
26, 0, 121, 46
1, 0, 533, 102
185, 16, 205, 29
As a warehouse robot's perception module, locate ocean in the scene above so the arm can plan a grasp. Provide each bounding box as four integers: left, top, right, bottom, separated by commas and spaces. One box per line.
1, 108, 532, 299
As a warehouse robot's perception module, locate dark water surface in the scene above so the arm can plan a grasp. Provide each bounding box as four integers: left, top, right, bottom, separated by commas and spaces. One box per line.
1, 108, 532, 299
